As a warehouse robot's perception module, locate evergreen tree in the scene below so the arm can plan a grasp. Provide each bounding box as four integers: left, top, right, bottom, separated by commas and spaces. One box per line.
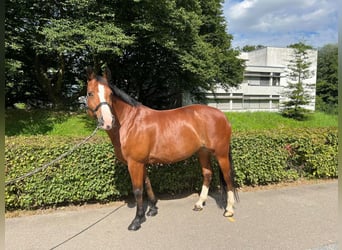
281, 42, 315, 120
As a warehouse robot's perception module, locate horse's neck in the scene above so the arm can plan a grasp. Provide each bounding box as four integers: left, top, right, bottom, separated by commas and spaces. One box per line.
112, 97, 136, 126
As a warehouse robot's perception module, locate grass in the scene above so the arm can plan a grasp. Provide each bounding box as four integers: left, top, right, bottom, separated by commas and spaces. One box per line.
226, 111, 338, 132
5, 109, 337, 137
5, 109, 105, 137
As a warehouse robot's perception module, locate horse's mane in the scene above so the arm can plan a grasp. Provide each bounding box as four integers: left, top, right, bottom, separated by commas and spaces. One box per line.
94, 75, 140, 107
109, 84, 141, 107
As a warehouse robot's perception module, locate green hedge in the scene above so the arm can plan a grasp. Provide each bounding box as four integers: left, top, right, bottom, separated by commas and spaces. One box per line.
5, 128, 337, 210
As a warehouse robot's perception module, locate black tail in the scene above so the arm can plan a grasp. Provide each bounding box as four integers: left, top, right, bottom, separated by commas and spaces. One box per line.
219, 146, 239, 204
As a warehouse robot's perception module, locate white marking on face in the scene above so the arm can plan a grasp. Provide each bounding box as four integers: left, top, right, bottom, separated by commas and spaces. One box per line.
98, 84, 113, 129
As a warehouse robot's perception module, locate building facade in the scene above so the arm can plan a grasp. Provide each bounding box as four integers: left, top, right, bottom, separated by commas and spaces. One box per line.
206, 47, 318, 112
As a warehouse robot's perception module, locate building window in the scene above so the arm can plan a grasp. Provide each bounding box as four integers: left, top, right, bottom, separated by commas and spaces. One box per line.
272, 100, 279, 109
245, 72, 271, 86
245, 71, 282, 87
232, 100, 243, 109
272, 77, 280, 86
272, 73, 281, 86
260, 77, 270, 86
247, 76, 261, 86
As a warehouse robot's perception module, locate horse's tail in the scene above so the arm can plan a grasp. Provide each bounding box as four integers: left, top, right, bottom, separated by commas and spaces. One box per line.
219, 145, 239, 204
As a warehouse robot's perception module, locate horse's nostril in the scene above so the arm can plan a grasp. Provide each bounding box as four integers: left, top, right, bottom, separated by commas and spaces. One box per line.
98, 117, 104, 127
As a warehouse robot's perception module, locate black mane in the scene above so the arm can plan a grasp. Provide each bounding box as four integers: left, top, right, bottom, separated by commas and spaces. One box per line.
109, 84, 140, 107
94, 75, 140, 107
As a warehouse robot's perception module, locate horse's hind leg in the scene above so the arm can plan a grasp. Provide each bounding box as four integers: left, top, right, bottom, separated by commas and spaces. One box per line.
217, 155, 236, 217
145, 175, 158, 216
194, 149, 212, 211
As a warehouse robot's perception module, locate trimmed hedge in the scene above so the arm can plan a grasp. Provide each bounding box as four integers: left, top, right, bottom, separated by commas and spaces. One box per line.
5, 128, 337, 210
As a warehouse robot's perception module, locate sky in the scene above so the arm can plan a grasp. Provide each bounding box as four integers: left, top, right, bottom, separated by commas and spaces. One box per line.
223, 0, 338, 49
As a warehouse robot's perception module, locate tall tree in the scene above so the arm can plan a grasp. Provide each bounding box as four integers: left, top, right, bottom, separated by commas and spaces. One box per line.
5, 0, 244, 109
5, 0, 132, 108
5, 0, 48, 107
281, 42, 315, 120
315, 44, 338, 114
239, 45, 265, 52
106, 0, 244, 108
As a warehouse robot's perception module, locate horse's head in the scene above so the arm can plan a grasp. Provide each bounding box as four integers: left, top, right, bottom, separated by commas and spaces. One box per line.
86, 67, 115, 130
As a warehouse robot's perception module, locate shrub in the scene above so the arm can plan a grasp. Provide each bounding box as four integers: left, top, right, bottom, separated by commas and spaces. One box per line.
231, 132, 299, 186
279, 129, 338, 178
5, 136, 130, 210
5, 128, 337, 210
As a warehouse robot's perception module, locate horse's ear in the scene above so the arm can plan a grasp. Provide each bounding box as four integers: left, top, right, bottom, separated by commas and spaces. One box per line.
86, 66, 96, 80
103, 66, 112, 83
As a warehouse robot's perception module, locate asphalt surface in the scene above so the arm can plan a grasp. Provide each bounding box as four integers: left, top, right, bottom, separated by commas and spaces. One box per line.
5, 181, 338, 250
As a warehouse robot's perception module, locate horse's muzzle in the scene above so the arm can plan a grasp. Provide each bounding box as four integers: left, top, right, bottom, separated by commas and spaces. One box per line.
98, 115, 115, 130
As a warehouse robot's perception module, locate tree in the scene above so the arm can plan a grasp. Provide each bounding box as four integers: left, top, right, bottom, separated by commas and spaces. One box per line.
106, 0, 244, 109
5, 0, 47, 107
281, 42, 315, 120
5, 0, 132, 109
240, 45, 265, 52
315, 44, 338, 114
5, 0, 244, 109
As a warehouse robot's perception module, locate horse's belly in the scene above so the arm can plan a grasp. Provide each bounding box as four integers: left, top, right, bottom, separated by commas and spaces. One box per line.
148, 137, 202, 164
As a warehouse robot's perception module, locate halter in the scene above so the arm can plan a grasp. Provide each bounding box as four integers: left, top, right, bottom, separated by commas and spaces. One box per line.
86, 101, 112, 115
86, 99, 116, 127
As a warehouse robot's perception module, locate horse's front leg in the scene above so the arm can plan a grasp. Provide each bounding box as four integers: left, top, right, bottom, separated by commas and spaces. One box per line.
127, 161, 146, 231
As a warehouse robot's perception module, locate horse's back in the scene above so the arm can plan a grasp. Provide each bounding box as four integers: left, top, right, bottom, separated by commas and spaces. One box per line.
162, 104, 228, 121
149, 104, 231, 137
178, 104, 231, 134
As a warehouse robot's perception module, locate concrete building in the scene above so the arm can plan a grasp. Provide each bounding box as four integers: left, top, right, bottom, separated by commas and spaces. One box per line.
206, 47, 318, 112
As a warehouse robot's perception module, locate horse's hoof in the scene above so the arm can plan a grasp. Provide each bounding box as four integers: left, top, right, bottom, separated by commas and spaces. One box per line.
147, 208, 158, 217
128, 223, 141, 231
193, 205, 203, 212
223, 210, 234, 217
128, 216, 146, 231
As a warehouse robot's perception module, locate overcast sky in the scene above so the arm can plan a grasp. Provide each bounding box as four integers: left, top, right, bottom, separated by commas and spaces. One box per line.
223, 0, 338, 49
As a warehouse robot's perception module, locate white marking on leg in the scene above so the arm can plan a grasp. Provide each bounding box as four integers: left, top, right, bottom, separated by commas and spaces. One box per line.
225, 190, 235, 217
98, 84, 113, 129
195, 185, 209, 208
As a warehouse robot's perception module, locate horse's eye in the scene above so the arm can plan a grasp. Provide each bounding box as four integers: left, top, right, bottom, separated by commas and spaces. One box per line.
87, 92, 94, 97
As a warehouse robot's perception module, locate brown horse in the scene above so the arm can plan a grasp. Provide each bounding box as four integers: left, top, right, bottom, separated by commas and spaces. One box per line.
86, 67, 238, 231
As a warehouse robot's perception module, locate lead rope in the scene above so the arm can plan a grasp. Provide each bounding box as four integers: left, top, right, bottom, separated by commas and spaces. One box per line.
5, 126, 100, 186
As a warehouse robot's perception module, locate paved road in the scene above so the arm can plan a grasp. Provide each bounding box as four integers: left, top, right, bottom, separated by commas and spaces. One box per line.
5, 181, 338, 250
